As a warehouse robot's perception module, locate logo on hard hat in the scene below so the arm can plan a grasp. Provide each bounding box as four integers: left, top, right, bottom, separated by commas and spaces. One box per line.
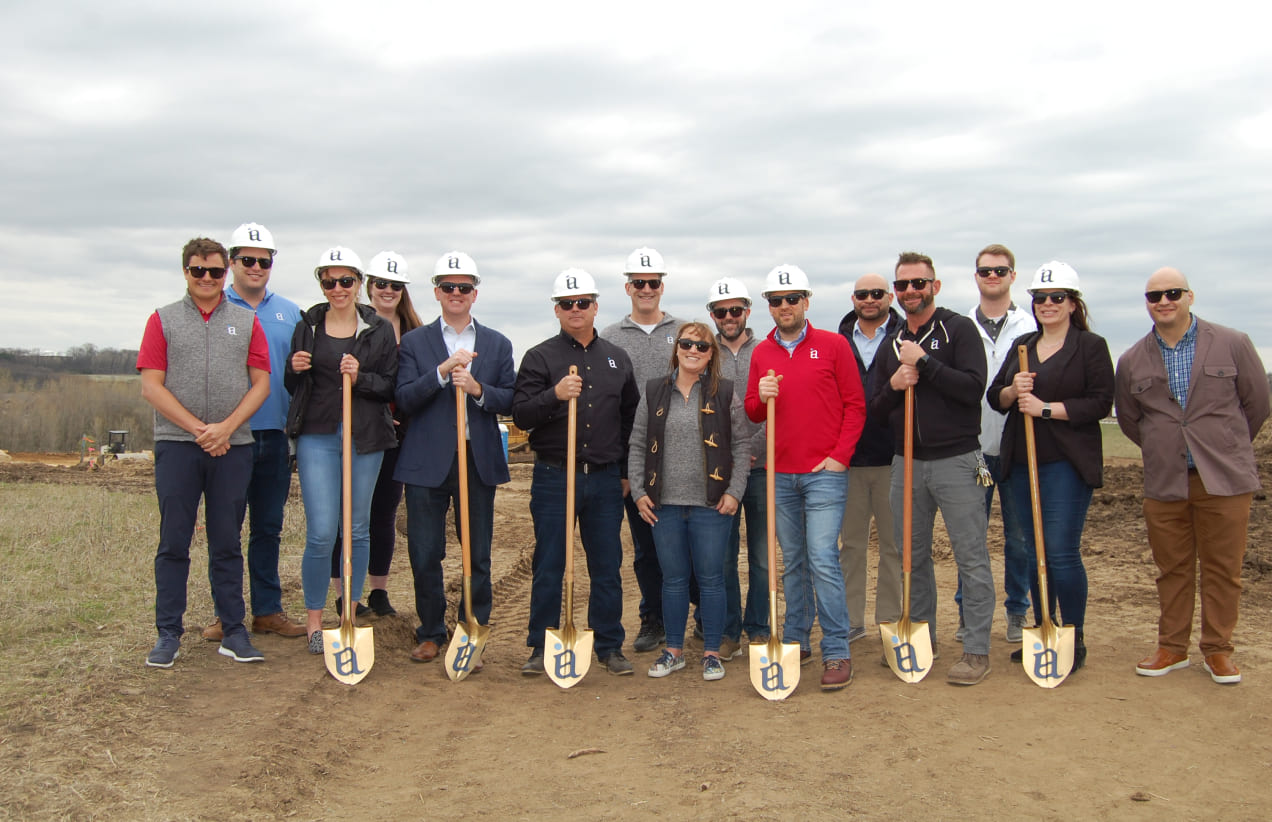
448, 257, 461, 269
716, 283, 731, 295
1038, 269, 1054, 282
565, 275, 578, 290
778, 272, 792, 285
639, 254, 652, 268
386, 260, 399, 274
248, 229, 262, 242
330, 250, 343, 262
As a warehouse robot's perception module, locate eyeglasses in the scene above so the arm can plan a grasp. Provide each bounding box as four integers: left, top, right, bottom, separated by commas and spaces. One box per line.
437, 282, 474, 295
853, 289, 887, 300
767, 294, 804, 307
677, 339, 712, 353
893, 278, 932, 292
233, 255, 273, 270
187, 266, 227, 280
976, 266, 1012, 278
712, 306, 746, 319
1145, 288, 1187, 303
321, 276, 358, 291
1031, 292, 1069, 305
556, 298, 593, 310
372, 279, 405, 291
628, 278, 662, 290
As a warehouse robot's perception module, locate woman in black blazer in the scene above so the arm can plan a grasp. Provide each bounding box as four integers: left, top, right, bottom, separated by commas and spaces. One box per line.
987, 262, 1114, 670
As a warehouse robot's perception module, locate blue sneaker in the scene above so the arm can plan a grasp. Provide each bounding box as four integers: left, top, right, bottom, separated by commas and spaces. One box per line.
218, 631, 265, 663
702, 654, 726, 681
647, 649, 686, 678
146, 635, 180, 668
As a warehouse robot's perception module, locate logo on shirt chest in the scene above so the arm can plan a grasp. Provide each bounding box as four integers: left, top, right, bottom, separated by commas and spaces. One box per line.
227, 326, 238, 336
608, 357, 617, 368
808, 348, 819, 359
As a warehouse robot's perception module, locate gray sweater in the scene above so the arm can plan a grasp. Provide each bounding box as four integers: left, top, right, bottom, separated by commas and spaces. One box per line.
601, 313, 683, 393
715, 329, 766, 463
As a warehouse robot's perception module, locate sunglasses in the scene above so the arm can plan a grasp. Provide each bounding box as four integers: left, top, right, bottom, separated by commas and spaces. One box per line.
556, 298, 594, 310
1031, 292, 1069, 305
372, 279, 405, 291
437, 282, 475, 295
976, 266, 1012, 278
320, 276, 358, 290
767, 294, 804, 307
712, 306, 746, 319
1145, 288, 1187, 303
628, 278, 662, 290
233, 255, 273, 270
893, 278, 932, 292
677, 338, 712, 353
187, 266, 227, 280
853, 288, 887, 300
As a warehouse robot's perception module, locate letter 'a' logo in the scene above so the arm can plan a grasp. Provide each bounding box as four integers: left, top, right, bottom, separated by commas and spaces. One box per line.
640, 254, 652, 268
889, 641, 928, 674
553, 648, 580, 679
761, 661, 787, 691
247, 228, 261, 242
448, 256, 461, 270
1032, 646, 1061, 680
386, 260, 399, 274
565, 275, 578, 290
450, 640, 476, 674
329, 250, 343, 262
1038, 268, 1054, 283
334, 646, 365, 677
716, 283, 730, 296
778, 272, 792, 285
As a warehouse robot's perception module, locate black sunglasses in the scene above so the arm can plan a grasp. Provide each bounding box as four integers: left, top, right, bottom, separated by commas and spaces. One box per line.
320, 276, 358, 290
976, 266, 1012, 278
854, 288, 887, 300
1145, 288, 1187, 303
712, 306, 746, 319
677, 338, 712, 353
372, 279, 405, 291
1031, 292, 1070, 305
437, 282, 474, 295
556, 298, 593, 310
187, 266, 227, 280
767, 294, 804, 307
233, 255, 273, 270
628, 278, 662, 290
893, 278, 932, 292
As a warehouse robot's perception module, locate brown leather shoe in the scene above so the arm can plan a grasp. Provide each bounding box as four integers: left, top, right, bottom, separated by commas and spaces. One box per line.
251, 612, 306, 638
1135, 648, 1189, 677
201, 617, 223, 642
410, 640, 440, 662
821, 658, 853, 690
1204, 653, 1241, 684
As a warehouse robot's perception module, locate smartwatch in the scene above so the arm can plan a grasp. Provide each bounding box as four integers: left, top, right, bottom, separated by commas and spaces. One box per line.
1041, 403, 1052, 419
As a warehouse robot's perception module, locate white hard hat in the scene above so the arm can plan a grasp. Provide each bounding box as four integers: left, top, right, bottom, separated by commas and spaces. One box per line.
368, 251, 409, 283
1029, 261, 1081, 296
433, 251, 481, 285
230, 222, 276, 254
551, 268, 599, 300
761, 264, 812, 298
315, 246, 364, 277
624, 247, 666, 276
705, 278, 752, 308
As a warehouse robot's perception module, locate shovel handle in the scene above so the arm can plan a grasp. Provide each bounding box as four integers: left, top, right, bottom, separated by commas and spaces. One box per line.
456, 385, 473, 579
341, 372, 354, 627
564, 365, 578, 584
764, 370, 778, 593
902, 386, 914, 576
1018, 345, 1053, 632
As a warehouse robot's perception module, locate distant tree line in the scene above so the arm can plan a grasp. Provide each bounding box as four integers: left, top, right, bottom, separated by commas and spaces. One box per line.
0, 370, 153, 453
0, 345, 139, 381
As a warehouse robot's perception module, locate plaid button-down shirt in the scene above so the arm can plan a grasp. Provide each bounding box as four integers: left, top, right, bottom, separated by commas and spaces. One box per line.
1155, 315, 1198, 467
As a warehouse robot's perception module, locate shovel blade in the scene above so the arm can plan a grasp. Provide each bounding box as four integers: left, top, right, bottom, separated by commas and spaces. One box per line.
323, 623, 374, 685
749, 638, 801, 700
879, 619, 933, 683
544, 626, 593, 689
1021, 624, 1075, 688
444, 621, 490, 682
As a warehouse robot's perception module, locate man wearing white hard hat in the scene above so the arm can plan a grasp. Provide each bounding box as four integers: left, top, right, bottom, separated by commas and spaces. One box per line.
200, 223, 306, 643
515, 269, 640, 676
745, 265, 865, 691
601, 247, 684, 654
395, 252, 515, 665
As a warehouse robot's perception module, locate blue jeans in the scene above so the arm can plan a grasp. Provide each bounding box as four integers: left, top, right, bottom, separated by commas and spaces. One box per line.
330, 445, 404, 579
243, 429, 291, 616
297, 430, 383, 611
527, 462, 625, 657
954, 453, 1031, 619
653, 504, 732, 652
624, 494, 662, 624
773, 470, 852, 660
405, 450, 495, 645
1006, 459, 1092, 629
725, 468, 769, 640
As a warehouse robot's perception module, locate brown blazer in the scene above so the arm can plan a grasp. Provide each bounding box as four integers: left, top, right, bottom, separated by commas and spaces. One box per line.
1115, 317, 1269, 501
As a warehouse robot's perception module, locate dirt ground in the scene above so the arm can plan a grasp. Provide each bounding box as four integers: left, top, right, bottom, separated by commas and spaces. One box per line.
2, 443, 1272, 821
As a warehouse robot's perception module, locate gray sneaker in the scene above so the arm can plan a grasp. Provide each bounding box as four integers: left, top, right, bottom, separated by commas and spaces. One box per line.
947, 653, 991, 685
219, 631, 265, 663
600, 651, 634, 676
847, 626, 867, 644
146, 635, 180, 668
633, 619, 666, 653
702, 655, 726, 681
648, 650, 686, 678
521, 649, 545, 675
1006, 612, 1027, 643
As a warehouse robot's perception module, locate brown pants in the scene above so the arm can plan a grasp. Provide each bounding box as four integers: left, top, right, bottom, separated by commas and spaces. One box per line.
1143, 472, 1251, 656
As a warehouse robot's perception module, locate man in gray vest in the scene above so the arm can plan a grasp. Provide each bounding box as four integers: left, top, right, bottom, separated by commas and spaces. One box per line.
138, 237, 272, 668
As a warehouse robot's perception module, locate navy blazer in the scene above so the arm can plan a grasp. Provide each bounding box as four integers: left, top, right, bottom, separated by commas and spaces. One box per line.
393, 318, 516, 488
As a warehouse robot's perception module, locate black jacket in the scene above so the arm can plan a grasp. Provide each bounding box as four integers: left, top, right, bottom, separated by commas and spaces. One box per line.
838, 307, 904, 467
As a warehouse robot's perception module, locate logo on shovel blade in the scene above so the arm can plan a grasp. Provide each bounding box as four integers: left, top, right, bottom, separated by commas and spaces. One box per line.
1030, 644, 1061, 680
759, 658, 789, 692
451, 639, 477, 674
331, 643, 366, 677
552, 645, 581, 679
889, 640, 928, 674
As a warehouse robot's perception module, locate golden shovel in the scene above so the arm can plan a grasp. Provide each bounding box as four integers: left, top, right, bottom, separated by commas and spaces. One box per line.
749, 371, 801, 700
324, 372, 375, 685
546, 366, 593, 688
1017, 345, 1075, 688
880, 385, 934, 682
445, 384, 490, 681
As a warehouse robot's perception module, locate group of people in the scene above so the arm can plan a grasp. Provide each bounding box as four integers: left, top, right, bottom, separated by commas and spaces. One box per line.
141, 230, 1267, 690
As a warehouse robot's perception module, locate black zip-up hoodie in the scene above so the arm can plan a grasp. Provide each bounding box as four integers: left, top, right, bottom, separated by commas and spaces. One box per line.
838, 307, 904, 467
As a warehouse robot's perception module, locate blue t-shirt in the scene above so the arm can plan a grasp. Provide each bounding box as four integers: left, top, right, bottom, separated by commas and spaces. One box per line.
226, 285, 302, 432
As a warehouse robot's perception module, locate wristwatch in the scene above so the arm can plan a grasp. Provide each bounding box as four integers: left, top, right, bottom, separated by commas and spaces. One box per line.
1041, 403, 1052, 419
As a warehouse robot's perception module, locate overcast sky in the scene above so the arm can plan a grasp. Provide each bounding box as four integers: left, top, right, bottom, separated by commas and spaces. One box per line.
2, 1, 1268, 368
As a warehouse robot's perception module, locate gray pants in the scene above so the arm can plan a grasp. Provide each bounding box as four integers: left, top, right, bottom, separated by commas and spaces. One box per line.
890, 451, 995, 655
840, 465, 902, 627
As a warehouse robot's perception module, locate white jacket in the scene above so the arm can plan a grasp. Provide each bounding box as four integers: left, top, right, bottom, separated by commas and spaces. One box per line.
967, 302, 1037, 456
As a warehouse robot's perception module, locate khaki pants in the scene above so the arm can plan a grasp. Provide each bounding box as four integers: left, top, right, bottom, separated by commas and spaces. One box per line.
840, 465, 902, 628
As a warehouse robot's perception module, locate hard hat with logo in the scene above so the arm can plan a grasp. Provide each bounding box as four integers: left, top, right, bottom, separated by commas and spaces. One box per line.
551, 268, 599, 300
1029, 261, 1081, 296
624, 247, 666, 276
705, 277, 752, 309
314, 246, 364, 277
761, 264, 812, 298
368, 251, 409, 284
229, 222, 276, 254
432, 251, 481, 285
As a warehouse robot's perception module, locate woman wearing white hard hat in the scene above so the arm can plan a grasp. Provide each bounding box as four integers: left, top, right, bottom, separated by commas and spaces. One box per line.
986, 261, 1114, 671
286, 247, 399, 653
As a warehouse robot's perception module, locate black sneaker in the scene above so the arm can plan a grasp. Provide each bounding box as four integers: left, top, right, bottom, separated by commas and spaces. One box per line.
521, 649, 545, 675
334, 597, 372, 618
218, 631, 265, 663
146, 634, 180, 668
367, 589, 396, 616
633, 618, 666, 653
600, 651, 634, 676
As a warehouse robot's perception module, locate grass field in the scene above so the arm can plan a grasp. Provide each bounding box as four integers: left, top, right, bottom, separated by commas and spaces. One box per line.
1100, 418, 1142, 460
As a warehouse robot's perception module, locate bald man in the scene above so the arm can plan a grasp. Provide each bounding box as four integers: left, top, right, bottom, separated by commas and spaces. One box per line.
1115, 267, 1269, 684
